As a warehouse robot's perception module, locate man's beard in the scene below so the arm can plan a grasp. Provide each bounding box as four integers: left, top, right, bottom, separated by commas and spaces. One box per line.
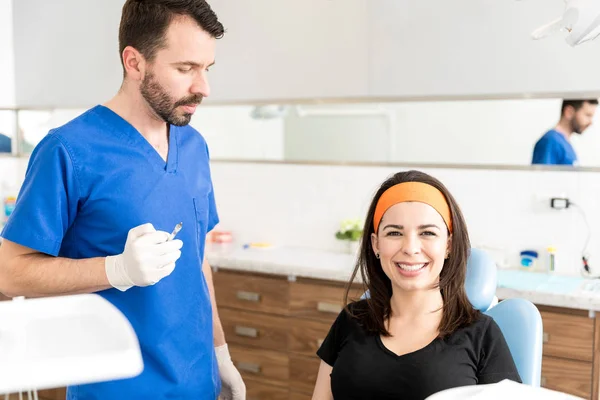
571, 119, 585, 135
140, 72, 202, 126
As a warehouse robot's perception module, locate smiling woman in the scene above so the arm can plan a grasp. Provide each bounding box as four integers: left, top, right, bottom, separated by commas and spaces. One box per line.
311, 170, 521, 400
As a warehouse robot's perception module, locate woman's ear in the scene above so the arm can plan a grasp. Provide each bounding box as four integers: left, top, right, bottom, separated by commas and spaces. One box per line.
445, 235, 452, 259
371, 232, 379, 257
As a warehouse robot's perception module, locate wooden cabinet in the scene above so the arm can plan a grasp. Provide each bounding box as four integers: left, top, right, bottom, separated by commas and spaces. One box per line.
540, 310, 595, 362
290, 281, 350, 321
38, 389, 66, 400
245, 378, 289, 400
215, 272, 290, 315
214, 269, 362, 399
288, 318, 331, 358
542, 355, 593, 399
221, 308, 289, 352
229, 345, 289, 388
536, 306, 598, 399
289, 355, 321, 395
6, 389, 66, 400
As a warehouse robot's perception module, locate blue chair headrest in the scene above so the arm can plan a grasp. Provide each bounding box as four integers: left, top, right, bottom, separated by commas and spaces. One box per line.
465, 248, 498, 311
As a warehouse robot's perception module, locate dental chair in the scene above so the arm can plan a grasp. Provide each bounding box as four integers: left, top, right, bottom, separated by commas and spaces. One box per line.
469, 248, 543, 387
362, 248, 543, 387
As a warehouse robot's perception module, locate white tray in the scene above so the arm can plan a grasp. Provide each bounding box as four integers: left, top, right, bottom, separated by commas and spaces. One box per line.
0, 294, 143, 394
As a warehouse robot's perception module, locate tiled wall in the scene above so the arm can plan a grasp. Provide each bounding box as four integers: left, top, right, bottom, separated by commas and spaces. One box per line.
210, 161, 599, 276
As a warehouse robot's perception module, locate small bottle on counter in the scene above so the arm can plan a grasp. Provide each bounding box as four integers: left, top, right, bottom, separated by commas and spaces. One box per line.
1, 182, 18, 225
546, 246, 556, 273
519, 250, 538, 271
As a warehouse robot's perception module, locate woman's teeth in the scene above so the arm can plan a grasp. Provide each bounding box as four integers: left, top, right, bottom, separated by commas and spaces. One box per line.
395, 263, 427, 271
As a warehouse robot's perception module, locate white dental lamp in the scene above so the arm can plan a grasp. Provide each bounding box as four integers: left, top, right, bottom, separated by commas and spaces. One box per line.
0, 294, 143, 399
531, 0, 600, 47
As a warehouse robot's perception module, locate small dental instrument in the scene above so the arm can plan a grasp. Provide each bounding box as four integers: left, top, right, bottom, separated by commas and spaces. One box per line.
168, 222, 183, 241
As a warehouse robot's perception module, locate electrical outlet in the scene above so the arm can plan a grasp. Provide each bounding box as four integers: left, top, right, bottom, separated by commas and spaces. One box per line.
550, 197, 570, 209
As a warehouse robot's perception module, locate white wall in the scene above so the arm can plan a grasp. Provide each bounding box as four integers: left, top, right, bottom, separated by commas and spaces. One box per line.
12, 0, 124, 107
0, 0, 15, 106
369, 0, 600, 98
210, 161, 600, 277
10, 0, 600, 107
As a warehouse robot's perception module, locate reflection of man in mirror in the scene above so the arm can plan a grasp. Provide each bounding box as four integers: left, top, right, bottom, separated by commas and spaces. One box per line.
532, 99, 598, 166
0, 133, 11, 153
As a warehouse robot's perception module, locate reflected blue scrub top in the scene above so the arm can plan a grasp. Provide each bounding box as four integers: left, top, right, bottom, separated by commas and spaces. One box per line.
531, 129, 578, 165
1, 105, 220, 399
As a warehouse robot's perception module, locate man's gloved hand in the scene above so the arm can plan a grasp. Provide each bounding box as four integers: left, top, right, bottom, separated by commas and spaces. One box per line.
216, 344, 246, 400
105, 223, 183, 291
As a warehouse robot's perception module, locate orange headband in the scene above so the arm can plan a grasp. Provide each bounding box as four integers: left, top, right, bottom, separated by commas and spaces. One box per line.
373, 182, 452, 234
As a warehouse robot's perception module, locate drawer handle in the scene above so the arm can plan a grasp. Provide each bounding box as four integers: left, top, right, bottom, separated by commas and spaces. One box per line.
541, 376, 547, 386
236, 361, 262, 374
236, 291, 261, 302
543, 332, 549, 343
234, 325, 259, 338
317, 301, 342, 314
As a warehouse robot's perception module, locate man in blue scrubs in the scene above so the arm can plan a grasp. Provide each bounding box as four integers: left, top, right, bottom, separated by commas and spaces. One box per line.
532, 99, 598, 165
0, 1, 245, 399
0, 133, 11, 153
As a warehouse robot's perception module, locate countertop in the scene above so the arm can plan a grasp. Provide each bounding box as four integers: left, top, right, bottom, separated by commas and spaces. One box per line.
206, 244, 600, 313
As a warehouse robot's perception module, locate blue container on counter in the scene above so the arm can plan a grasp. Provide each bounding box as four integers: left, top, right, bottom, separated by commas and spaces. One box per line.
519, 250, 539, 269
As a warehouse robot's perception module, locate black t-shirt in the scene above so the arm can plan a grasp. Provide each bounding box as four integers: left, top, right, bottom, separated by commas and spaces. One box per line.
317, 300, 521, 400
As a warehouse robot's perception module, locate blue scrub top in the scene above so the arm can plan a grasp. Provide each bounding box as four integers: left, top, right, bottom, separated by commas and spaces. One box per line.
1, 105, 221, 399
0, 133, 11, 153
531, 129, 578, 165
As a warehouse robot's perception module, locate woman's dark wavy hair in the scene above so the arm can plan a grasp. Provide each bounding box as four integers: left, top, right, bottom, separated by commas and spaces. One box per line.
344, 170, 480, 338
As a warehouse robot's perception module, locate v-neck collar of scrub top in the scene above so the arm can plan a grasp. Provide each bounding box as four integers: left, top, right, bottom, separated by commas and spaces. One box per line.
95, 104, 179, 174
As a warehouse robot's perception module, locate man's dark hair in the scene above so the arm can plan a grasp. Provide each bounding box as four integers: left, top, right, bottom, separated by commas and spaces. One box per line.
119, 0, 224, 72
561, 99, 599, 116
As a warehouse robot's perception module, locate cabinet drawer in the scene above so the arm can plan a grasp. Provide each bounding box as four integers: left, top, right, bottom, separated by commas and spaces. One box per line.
541, 356, 592, 399
6, 390, 66, 400
541, 311, 594, 362
229, 345, 289, 388
289, 318, 332, 357
290, 281, 363, 322
289, 391, 313, 400
215, 270, 289, 315
220, 308, 288, 351
289, 354, 321, 394
245, 377, 289, 400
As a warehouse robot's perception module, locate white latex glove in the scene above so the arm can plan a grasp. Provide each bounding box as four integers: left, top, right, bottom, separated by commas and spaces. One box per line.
105, 223, 183, 291
216, 344, 246, 400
